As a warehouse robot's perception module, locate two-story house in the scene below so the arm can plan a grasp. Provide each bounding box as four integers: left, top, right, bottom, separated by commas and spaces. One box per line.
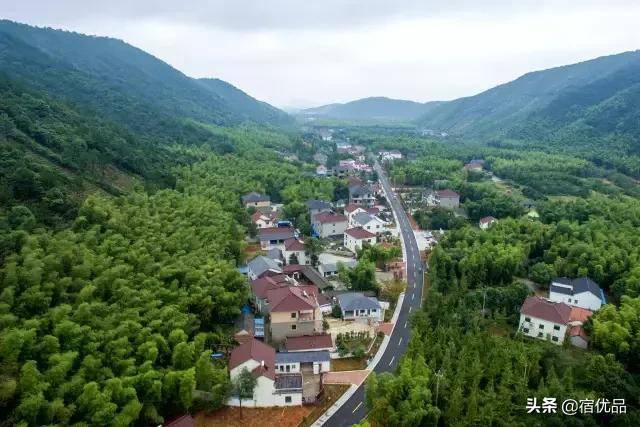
247, 255, 282, 280
251, 211, 278, 229
267, 285, 323, 342
518, 296, 571, 345
349, 185, 376, 207
312, 212, 347, 238
282, 238, 308, 265
305, 200, 332, 220
344, 227, 377, 253
228, 339, 302, 407
349, 212, 386, 234
548, 277, 605, 311
258, 226, 296, 250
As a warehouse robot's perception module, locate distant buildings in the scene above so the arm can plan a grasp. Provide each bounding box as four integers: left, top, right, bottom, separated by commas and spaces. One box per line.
479, 216, 497, 230
316, 165, 327, 176
378, 150, 403, 162
548, 277, 605, 311
435, 189, 460, 209
251, 211, 278, 229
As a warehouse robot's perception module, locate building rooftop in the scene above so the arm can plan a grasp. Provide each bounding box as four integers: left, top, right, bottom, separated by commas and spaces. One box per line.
436, 189, 459, 198
275, 350, 331, 364
274, 374, 303, 390
229, 339, 276, 380
258, 227, 296, 241
319, 259, 358, 274
267, 285, 319, 312
313, 212, 347, 224
306, 200, 332, 211
550, 277, 603, 299
242, 192, 270, 203
345, 227, 376, 239
337, 292, 382, 311
251, 274, 292, 299
248, 256, 282, 278
520, 296, 571, 324
284, 238, 305, 251
285, 334, 334, 351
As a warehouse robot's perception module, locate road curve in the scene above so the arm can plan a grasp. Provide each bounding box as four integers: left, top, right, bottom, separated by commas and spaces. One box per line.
322, 161, 424, 426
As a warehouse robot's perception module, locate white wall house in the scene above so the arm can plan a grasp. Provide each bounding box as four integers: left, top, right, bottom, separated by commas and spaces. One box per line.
518, 297, 571, 345
282, 238, 308, 265
312, 212, 347, 238
337, 293, 385, 323
548, 277, 605, 311
228, 339, 302, 407
349, 212, 386, 234
344, 227, 377, 253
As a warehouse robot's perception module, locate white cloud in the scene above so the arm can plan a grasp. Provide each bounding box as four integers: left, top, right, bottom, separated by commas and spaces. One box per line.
3, 0, 639, 107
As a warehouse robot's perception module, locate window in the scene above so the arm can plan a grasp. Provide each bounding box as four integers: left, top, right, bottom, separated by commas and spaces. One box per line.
552, 336, 559, 342
537, 332, 543, 338
285, 396, 292, 403
539, 324, 544, 329
291, 324, 297, 330
524, 317, 531, 322
553, 325, 560, 331
286, 365, 290, 372
291, 312, 297, 318
523, 328, 530, 333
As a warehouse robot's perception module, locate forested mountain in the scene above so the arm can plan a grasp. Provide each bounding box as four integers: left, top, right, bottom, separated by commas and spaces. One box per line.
0, 20, 291, 128
301, 96, 442, 121
417, 50, 640, 140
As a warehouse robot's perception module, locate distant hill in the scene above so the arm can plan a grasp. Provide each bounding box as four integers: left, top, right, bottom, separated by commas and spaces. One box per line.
416, 50, 640, 141
301, 96, 442, 121
0, 20, 292, 129
0, 20, 292, 227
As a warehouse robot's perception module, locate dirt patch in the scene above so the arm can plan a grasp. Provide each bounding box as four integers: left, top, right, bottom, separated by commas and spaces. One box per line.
331, 357, 367, 371
300, 384, 350, 427
323, 370, 369, 386
196, 405, 312, 427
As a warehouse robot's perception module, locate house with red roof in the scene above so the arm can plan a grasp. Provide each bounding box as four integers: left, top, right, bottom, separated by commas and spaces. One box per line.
282, 238, 308, 265
251, 211, 278, 229
228, 339, 302, 407
344, 227, 377, 253
519, 296, 571, 344
479, 216, 497, 230
250, 274, 295, 314
284, 333, 335, 352
267, 285, 323, 342
312, 212, 347, 238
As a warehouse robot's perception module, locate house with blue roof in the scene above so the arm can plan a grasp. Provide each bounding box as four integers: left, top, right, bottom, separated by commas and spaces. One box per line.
548, 277, 606, 311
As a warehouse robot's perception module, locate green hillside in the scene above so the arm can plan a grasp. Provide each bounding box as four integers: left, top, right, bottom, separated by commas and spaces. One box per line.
301, 96, 442, 121
417, 50, 640, 140
0, 20, 292, 130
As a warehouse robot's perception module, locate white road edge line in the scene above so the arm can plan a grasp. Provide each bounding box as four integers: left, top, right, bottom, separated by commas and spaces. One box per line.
404, 320, 408, 328
399, 337, 403, 345
353, 401, 363, 413
389, 356, 395, 366
409, 306, 413, 313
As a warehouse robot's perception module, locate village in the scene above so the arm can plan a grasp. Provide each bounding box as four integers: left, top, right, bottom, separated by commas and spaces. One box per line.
203, 129, 610, 425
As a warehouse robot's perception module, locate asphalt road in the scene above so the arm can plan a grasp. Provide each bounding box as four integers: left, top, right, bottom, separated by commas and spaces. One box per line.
323, 161, 424, 426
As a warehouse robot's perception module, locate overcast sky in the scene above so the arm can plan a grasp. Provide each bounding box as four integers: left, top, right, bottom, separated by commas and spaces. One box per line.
3, 1, 640, 108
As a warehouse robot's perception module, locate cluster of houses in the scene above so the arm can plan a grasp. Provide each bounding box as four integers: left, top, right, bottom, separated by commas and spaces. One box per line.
378, 149, 403, 162
229, 190, 393, 408
518, 277, 606, 348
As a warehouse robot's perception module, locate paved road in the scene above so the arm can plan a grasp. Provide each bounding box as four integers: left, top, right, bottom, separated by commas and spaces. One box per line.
323, 161, 424, 426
